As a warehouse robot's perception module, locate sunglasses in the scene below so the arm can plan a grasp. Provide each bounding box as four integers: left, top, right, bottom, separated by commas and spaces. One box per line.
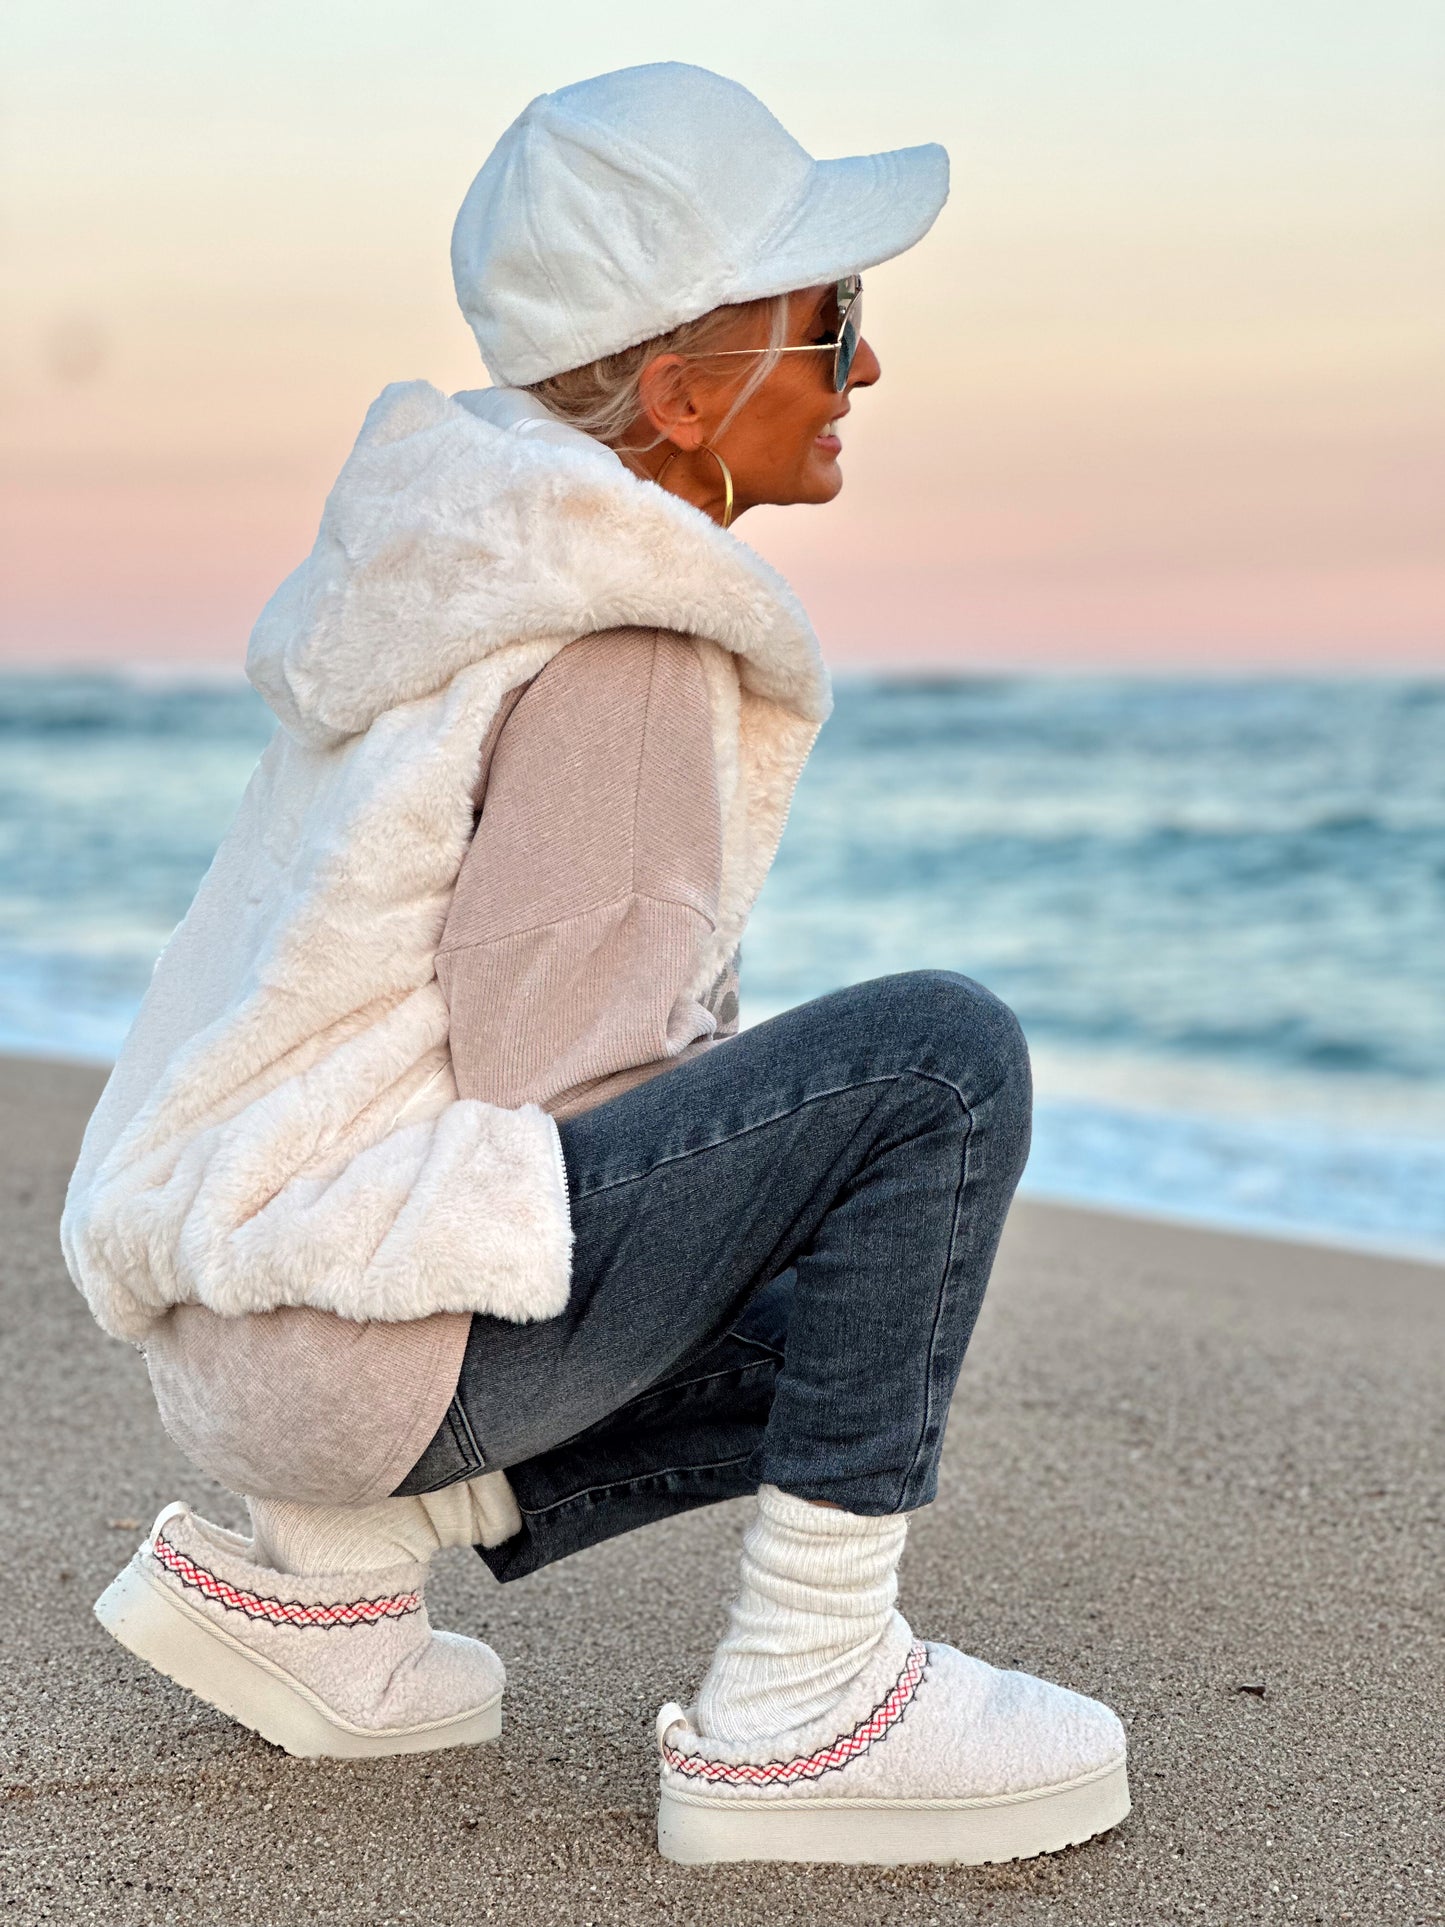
705, 275, 864, 393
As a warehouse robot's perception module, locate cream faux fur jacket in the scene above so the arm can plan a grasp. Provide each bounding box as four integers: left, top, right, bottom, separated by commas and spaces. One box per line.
62, 382, 831, 1343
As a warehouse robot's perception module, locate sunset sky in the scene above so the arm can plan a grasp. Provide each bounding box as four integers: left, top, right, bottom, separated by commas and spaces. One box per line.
4, 1, 1442, 668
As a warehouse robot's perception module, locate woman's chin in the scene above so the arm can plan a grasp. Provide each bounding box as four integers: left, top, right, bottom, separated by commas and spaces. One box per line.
748, 456, 844, 510
800, 452, 845, 503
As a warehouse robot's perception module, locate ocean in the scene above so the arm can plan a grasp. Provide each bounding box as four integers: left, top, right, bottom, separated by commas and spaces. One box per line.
3, 670, 1442, 1259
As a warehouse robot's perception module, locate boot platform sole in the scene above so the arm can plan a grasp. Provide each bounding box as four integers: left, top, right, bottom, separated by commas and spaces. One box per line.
658, 1754, 1129, 1865
95, 1555, 503, 1759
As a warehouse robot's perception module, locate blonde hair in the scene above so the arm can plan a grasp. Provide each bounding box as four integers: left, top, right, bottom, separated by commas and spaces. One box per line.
524, 294, 792, 452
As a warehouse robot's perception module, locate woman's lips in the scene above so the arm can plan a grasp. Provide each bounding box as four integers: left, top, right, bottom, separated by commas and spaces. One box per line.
815, 423, 842, 455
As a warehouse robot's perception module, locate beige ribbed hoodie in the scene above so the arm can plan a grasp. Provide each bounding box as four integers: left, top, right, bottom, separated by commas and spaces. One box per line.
144, 626, 738, 1504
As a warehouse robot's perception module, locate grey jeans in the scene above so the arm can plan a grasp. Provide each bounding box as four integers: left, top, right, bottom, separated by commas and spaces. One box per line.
396, 971, 1032, 1582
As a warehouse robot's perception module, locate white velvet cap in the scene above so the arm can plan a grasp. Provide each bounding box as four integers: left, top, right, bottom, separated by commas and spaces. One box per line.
451, 62, 949, 386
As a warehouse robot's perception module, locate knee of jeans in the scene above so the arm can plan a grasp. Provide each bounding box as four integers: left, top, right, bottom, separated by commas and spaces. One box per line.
890, 969, 1032, 1114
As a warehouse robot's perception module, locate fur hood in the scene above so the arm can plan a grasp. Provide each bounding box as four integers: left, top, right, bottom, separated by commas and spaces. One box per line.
248, 382, 829, 746
62, 381, 830, 1341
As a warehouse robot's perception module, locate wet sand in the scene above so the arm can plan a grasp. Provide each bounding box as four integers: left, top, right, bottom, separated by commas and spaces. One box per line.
2, 1050, 1439, 1926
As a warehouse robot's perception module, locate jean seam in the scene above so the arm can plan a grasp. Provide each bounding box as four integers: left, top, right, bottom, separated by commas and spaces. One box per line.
518, 1451, 756, 1517
627, 1355, 782, 1407
517, 1355, 779, 1465
447, 1395, 487, 1475
573, 1066, 975, 1200
722, 1329, 788, 1362
896, 1086, 976, 1511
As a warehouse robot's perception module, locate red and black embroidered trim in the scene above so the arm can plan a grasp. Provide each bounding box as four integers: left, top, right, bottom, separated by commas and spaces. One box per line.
662, 1640, 928, 1788
151, 1533, 422, 1629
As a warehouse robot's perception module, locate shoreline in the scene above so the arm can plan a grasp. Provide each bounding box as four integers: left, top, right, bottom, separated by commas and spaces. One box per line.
4, 1047, 1442, 1923
1019, 1187, 1445, 1273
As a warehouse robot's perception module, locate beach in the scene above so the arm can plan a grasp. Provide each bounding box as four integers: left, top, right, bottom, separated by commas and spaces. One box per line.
3, 1048, 1439, 1927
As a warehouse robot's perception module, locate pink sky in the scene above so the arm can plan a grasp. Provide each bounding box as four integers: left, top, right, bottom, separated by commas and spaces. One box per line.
4, 3, 1442, 670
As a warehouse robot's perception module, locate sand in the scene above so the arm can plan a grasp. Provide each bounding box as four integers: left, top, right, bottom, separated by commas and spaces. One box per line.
1, 1049, 1440, 1926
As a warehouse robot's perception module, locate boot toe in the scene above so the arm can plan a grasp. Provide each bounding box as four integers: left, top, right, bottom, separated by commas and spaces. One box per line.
961, 1649, 1126, 1791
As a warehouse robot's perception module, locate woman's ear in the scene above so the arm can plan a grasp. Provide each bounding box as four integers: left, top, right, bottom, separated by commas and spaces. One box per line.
636, 353, 707, 450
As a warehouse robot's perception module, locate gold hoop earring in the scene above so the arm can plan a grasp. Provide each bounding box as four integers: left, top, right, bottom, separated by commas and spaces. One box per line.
654, 444, 735, 529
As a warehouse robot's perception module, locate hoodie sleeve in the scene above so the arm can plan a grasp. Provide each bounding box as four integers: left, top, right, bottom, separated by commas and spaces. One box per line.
436, 626, 735, 1121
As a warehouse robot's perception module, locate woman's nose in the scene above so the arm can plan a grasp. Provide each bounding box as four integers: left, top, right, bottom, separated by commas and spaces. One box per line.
847, 336, 882, 391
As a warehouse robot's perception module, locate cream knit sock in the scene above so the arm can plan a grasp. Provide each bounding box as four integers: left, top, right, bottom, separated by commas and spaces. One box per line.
692, 1483, 909, 1745
247, 1472, 522, 1576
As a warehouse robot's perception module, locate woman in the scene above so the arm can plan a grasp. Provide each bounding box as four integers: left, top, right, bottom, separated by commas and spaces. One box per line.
66, 64, 1129, 1866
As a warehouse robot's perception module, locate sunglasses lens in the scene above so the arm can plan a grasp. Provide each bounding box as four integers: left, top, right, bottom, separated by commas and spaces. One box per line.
833, 279, 862, 391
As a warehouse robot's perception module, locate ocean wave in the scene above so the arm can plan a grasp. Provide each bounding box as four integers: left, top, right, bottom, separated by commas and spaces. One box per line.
1026, 1097, 1445, 1260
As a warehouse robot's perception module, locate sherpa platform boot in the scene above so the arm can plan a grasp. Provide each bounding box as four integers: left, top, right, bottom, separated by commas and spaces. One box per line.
95, 1502, 505, 1758
655, 1610, 1128, 1865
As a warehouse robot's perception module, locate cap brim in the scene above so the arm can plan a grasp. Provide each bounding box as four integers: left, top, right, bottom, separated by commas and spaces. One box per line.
730, 141, 949, 301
